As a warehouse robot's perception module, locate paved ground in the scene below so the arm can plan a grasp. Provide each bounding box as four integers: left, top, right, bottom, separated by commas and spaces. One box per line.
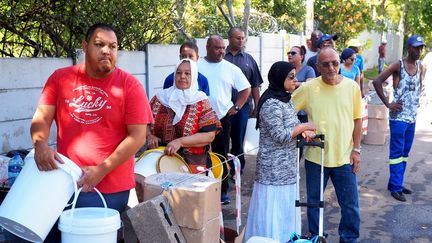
222, 103, 432, 242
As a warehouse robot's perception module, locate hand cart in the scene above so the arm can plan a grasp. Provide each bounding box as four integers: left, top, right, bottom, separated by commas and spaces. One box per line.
290, 134, 327, 243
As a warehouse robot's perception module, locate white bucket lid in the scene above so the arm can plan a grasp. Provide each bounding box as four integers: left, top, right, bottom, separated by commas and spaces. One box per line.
59, 207, 120, 234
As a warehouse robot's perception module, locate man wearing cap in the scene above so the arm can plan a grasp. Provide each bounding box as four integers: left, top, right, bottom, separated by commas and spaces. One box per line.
373, 35, 425, 202
307, 34, 338, 76
347, 39, 365, 96
378, 40, 387, 73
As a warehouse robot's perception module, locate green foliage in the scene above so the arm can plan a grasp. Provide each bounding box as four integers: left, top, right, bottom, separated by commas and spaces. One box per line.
363, 67, 379, 80
0, 0, 176, 57
402, 0, 432, 47
181, 0, 280, 38
314, 0, 376, 48
7, 0, 429, 58
375, 0, 432, 48
182, 0, 231, 38
251, 0, 306, 32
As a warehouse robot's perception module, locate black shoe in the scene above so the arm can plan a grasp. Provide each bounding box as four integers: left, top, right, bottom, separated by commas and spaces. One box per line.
402, 187, 412, 194
221, 194, 230, 205
391, 191, 406, 202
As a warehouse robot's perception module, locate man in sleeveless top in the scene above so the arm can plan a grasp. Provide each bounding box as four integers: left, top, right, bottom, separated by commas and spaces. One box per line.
373, 35, 425, 202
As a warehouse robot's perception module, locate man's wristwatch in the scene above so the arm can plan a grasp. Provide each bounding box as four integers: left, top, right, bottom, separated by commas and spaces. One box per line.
352, 147, 361, 154
234, 105, 240, 111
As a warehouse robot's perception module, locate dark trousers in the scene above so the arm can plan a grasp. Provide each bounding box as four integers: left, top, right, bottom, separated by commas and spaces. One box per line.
212, 115, 231, 195
229, 104, 250, 174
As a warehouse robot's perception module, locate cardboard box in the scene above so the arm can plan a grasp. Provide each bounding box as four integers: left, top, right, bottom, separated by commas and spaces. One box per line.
367, 118, 388, 132
180, 217, 220, 243
142, 173, 221, 229
363, 131, 386, 145
368, 104, 388, 119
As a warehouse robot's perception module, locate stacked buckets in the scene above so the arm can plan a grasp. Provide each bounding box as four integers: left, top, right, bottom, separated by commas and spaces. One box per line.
0, 151, 121, 243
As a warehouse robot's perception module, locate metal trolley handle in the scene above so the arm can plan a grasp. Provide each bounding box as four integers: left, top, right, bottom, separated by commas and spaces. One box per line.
295, 133, 327, 241
296, 134, 325, 148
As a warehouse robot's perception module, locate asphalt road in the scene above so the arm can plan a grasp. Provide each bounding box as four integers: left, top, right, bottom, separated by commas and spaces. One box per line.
222, 103, 432, 243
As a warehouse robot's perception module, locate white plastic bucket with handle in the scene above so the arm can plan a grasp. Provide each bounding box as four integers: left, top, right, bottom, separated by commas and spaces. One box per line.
243, 118, 259, 155
0, 150, 82, 242
59, 187, 121, 243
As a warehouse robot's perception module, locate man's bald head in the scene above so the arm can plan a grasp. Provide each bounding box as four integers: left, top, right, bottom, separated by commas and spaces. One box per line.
207, 35, 224, 46
206, 35, 225, 62
311, 30, 323, 51
317, 47, 340, 84
317, 47, 339, 63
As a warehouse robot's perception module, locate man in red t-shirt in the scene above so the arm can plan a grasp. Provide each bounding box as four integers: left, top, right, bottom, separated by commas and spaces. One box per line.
31, 23, 153, 215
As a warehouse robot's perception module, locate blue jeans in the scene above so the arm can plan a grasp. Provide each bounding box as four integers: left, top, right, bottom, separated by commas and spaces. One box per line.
230, 104, 250, 174
305, 160, 360, 243
388, 120, 416, 192
378, 57, 385, 73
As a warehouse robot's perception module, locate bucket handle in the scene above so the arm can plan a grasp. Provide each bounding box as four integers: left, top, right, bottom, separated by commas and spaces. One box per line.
69, 187, 108, 218
59, 161, 80, 208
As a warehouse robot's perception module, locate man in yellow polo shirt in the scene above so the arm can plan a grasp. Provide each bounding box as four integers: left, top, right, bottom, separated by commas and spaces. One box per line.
292, 47, 362, 243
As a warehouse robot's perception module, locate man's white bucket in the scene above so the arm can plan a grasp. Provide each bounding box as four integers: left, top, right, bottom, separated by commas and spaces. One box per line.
58, 188, 121, 243
0, 150, 82, 242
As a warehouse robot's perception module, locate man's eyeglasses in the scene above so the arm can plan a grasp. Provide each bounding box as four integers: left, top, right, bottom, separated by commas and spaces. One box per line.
287, 51, 297, 56
319, 61, 339, 68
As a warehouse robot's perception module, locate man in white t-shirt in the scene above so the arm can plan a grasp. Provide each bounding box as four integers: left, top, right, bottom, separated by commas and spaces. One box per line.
198, 35, 251, 204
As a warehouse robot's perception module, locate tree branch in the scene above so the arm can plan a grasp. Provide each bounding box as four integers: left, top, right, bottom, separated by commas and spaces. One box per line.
242, 0, 251, 38
226, 0, 236, 26
218, 1, 234, 28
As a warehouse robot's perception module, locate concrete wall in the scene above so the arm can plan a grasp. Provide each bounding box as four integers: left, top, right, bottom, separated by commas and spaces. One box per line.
356, 31, 403, 70
145, 45, 178, 99
0, 58, 71, 153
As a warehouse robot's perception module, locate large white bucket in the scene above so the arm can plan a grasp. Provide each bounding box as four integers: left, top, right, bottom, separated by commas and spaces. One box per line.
134, 147, 164, 177
59, 188, 121, 243
0, 150, 82, 242
243, 118, 259, 156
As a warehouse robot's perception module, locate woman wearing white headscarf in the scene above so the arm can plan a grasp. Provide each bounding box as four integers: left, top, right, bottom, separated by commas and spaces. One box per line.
146, 59, 221, 173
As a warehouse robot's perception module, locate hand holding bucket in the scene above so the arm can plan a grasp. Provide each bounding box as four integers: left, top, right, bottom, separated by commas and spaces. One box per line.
33, 143, 65, 171
77, 165, 108, 192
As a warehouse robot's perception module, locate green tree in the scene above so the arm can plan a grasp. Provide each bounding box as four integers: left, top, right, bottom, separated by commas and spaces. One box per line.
374, 0, 432, 48
314, 0, 376, 47
0, 0, 177, 57
252, 0, 306, 33
400, 0, 432, 47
